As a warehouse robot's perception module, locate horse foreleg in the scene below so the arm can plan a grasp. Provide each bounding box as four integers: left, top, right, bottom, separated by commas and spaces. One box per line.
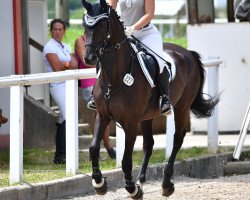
90, 112, 110, 195
122, 125, 143, 199
137, 119, 154, 184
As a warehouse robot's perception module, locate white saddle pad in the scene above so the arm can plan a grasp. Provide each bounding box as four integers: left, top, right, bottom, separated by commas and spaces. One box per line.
127, 42, 177, 87
163, 51, 176, 82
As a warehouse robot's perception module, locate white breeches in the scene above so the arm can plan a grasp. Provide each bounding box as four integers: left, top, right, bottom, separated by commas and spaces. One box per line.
50, 82, 66, 123
133, 23, 166, 73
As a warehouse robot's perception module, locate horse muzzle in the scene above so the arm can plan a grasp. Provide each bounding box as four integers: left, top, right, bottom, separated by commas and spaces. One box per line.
84, 53, 98, 65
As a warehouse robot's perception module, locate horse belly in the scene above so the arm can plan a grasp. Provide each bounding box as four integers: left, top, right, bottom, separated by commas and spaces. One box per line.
141, 95, 160, 120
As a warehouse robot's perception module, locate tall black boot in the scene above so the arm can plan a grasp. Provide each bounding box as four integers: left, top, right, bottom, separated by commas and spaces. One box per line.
159, 67, 172, 116
54, 121, 66, 164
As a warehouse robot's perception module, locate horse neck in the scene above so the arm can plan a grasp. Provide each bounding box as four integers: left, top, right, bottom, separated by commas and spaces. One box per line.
100, 39, 131, 87
100, 15, 132, 87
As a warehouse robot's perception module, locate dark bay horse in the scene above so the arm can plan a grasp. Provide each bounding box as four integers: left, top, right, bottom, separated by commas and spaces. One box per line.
82, 0, 219, 198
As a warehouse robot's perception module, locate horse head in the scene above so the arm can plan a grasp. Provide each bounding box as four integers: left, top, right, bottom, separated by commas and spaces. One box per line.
82, 0, 126, 66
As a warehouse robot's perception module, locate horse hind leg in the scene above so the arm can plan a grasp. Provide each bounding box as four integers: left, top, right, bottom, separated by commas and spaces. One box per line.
162, 108, 189, 197
90, 113, 110, 195
137, 119, 154, 185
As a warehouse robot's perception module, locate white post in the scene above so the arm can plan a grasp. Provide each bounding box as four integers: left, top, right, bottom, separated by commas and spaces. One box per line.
233, 102, 250, 159
166, 112, 175, 158
116, 124, 125, 168
9, 86, 24, 183
66, 79, 78, 174
207, 66, 219, 154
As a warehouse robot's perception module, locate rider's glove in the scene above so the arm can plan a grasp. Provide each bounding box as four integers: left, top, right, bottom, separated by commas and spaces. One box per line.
125, 26, 136, 37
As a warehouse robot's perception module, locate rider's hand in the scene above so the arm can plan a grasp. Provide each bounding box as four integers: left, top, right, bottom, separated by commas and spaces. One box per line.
125, 26, 136, 37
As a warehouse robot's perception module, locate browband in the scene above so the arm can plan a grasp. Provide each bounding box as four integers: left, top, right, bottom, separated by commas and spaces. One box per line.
84, 8, 110, 27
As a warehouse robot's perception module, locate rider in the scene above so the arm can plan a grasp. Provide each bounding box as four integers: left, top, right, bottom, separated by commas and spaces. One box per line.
107, 0, 171, 115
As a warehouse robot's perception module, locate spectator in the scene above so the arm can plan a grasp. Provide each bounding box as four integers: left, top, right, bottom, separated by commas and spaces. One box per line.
234, 0, 250, 21
74, 33, 116, 159
42, 18, 78, 164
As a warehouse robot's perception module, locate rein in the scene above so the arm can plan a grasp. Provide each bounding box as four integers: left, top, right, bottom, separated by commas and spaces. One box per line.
84, 7, 131, 99
84, 6, 136, 119
99, 37, 127, 55
98, 37, 133, 100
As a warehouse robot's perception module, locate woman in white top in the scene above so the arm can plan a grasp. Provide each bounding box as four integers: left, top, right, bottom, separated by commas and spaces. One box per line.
107, 0, 171, 115
43, 18, 78, 164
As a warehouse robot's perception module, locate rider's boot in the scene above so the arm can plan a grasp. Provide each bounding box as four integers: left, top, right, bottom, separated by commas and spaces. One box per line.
159, 67, 172, 116
54, 121, 66, 164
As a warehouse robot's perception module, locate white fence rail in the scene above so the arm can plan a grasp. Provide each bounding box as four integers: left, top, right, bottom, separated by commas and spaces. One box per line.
0, 69, 96, 183
0, 58, 222, 183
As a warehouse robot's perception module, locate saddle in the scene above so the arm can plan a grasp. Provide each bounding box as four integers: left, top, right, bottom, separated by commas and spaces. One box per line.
129, 38, 173, 88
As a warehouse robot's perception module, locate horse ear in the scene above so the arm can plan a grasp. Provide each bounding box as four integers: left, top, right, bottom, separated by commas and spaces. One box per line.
82, 0, 92, 11
100, 0, 108, 10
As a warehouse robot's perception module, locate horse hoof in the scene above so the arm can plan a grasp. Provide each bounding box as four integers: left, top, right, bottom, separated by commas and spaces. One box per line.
92, 177, 107, 195
130, 184, 143, 199
162, 185, 175, 197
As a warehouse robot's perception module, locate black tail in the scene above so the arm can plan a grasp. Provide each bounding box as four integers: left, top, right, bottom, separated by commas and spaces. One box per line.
189, 51, 220, 118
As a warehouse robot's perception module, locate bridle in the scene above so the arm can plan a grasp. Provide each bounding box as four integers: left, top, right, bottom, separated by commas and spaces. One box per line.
83, 7, 127, 57
83, 6, 130, 86
83, 6, 135, 120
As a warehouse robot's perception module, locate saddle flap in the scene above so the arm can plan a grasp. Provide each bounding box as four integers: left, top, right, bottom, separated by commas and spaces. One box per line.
129, 41, 176, 87
140, 52, 159, 81
130, 42, 158, 88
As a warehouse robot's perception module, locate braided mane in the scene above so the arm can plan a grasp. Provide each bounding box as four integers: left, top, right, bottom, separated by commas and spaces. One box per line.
108, 4, 125, 30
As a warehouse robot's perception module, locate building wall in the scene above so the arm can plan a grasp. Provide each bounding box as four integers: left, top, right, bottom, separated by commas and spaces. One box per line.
28, 0, 49, 106
0, 0, 48, 136
187, 23, 250, 132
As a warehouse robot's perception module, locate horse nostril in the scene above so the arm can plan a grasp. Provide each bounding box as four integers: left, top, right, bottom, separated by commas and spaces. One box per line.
89, 54, 97, 62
